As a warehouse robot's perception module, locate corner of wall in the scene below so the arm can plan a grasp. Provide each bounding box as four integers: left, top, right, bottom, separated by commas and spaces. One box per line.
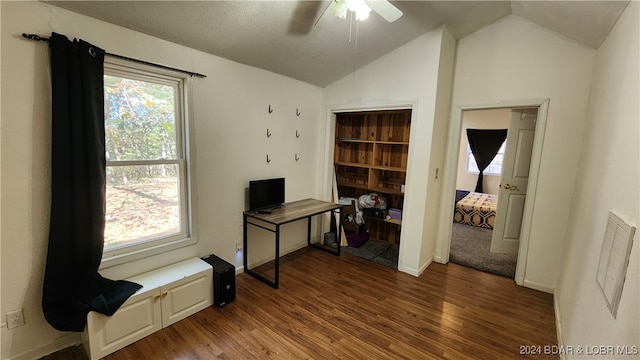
553, 293, 567, 360
419, 22, 457, 267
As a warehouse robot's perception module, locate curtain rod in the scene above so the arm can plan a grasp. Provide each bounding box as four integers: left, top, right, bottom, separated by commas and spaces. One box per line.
22, 33, 207, 78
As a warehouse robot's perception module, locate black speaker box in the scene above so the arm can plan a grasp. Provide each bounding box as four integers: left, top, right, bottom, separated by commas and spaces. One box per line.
201, 254, 236, 307
362, 208, 386, 219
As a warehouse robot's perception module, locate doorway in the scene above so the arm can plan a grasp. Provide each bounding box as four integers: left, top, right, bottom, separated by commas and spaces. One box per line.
436, 99, 549, 286
449, 108, 516, 278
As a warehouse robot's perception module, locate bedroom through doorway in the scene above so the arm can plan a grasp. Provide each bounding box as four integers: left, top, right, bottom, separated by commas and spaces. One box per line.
449, 107, 537, 279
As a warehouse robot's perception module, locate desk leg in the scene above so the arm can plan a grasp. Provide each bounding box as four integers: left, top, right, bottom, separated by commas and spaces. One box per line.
308, 210, 341, 256
307, 216, 312, 246
337, 208, 342, 256
243, 216, 279, 289
274, 224, 280, 289
243, 213, 248, 271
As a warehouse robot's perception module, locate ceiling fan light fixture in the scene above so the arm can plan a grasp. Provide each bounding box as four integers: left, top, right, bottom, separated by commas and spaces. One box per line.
355, 7, 371, 21
332, 0, 383, 22
346, 0, 371, 16
331, 0, 348, 19
345, 0, 361, 12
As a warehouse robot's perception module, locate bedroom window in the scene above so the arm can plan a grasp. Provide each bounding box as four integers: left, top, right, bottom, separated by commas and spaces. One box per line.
466, 141, 506, 175
102, 57, 195, 266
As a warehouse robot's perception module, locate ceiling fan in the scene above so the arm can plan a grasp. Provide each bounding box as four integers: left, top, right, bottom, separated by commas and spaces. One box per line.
331, 0, 403, 22
288, 0, 403, 35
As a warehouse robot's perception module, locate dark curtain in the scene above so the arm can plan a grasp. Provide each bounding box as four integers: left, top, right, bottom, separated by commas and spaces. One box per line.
466, 129, 508, 193
42, 33, 141, 332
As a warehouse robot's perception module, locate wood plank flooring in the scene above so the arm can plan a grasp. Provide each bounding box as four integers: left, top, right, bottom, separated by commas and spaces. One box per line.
42, 248, 557, 359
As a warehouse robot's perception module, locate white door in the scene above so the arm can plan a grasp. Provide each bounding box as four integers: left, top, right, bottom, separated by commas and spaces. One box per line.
490, 108, 537, 254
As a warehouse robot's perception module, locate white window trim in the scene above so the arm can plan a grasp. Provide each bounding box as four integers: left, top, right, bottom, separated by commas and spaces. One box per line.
100, 57, 198, 269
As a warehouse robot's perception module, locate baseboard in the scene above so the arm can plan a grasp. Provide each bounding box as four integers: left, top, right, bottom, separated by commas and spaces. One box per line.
7, 332, 81, 360
523, 279, 555, 294
235, 266, 244, 275
247, 240, 310, 269
554, 294, 566, 360
400, 256, 433, 277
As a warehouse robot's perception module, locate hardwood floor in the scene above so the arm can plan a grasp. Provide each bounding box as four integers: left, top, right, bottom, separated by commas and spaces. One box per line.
42, 248, 558, 359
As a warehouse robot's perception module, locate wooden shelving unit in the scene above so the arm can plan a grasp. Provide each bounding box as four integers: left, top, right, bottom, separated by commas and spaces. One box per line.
334, 109, 411, 245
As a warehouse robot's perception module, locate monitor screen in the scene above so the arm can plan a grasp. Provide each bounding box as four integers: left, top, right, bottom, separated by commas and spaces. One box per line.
249, 177, 285, 211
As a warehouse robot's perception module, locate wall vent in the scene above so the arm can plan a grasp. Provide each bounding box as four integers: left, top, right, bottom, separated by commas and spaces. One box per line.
596, 210, 636, 318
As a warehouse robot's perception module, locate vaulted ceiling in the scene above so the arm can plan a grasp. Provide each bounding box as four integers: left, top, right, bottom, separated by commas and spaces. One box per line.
47, 1, 629, 87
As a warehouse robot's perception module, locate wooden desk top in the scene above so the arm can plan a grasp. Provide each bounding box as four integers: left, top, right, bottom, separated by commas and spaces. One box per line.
244, 198, 341, 225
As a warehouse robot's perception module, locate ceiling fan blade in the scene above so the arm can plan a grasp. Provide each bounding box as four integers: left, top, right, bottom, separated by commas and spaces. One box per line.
367, 0, 403, 22
288, 1, 328, 35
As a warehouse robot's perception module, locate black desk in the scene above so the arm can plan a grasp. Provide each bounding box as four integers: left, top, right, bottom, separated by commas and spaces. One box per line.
243, 198, 342, 289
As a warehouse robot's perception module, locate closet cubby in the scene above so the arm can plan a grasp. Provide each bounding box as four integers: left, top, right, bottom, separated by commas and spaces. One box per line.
373, 143, 408, 169
335, 165, 369, 189
335, 141, 373, 166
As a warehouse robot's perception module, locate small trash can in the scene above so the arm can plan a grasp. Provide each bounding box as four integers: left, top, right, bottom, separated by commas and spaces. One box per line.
323, 232, 336, 246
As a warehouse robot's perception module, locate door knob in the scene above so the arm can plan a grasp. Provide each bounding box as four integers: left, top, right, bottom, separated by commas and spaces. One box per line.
502, 183, 519, 191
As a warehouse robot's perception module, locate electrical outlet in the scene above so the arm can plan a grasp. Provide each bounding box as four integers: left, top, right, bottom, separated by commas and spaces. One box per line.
6, 309, 25, 329
236, 241, 242, 253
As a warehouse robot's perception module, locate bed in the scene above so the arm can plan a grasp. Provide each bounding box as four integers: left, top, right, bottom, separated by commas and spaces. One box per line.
453, 190, 498, 229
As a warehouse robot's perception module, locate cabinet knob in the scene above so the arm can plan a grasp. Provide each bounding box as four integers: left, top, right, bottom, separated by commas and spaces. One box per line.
153, 295, 161, 302
161, 292, 168, 299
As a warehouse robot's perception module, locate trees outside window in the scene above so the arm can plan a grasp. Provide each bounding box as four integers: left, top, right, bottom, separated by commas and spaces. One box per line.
102, 59, 194, 263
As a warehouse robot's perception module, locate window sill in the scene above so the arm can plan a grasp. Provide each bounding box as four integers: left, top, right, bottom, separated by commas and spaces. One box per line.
99, 237, 197, 270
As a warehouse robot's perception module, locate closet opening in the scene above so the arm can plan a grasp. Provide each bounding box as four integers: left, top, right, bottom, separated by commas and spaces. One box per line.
332, 109, 411, 270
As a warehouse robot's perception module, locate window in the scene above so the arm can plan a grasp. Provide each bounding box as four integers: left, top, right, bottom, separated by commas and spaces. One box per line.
102, 58, 195, 265
466, 141, 506, 175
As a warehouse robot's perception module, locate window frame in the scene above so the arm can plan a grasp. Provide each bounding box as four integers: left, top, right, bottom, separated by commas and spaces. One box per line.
100, 57, 197, 269
465, 141, 506, 176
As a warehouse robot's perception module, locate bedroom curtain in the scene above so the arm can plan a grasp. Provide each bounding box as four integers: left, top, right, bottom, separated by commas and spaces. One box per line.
42, 32, 141, 332
466, 129, 508, 193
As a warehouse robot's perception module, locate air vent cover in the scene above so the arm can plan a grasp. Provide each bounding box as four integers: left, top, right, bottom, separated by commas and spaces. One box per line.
596, 210, 636, 318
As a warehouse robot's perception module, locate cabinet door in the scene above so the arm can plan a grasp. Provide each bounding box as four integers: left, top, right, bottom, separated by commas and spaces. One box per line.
160, 268, 213, 327
85, 289, 162, 360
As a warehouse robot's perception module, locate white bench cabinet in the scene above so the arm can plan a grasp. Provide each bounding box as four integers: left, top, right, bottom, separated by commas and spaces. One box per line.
82, 258, 213, 359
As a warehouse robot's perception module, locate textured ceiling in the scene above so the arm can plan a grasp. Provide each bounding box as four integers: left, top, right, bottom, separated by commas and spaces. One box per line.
47, 1, 629, 87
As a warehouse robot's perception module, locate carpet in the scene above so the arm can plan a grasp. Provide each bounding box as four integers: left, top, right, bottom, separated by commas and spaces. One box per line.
342, 240, 398, 269
450, 223, 517, 278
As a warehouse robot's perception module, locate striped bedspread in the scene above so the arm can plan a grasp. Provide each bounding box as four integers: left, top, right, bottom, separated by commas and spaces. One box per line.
454, 192, 498, 229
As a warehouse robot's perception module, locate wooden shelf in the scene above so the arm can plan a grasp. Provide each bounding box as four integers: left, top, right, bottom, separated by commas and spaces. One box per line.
334, 109, 411, 245
336, 181, 370, 191
337, 138, 409, 145
369, 187, 404, 195
376, 141, 410, 145
336, 138, 376, 144
334, 161, 370, 168
370, 165, 406, 172
385, 218, 402, 226
365, 216, 402, 226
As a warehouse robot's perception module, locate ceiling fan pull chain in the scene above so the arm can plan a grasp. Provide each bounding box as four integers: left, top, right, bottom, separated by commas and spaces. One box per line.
349, 11, 353, 42
355, 18, 359, 50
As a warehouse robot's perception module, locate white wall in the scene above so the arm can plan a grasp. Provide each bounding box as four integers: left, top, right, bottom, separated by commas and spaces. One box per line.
420, 26, 456, 274
1, 2, 322, 359
321, 26, 455, 276
456, 108, 511, 195
555, 1, 638, 356
445, 14, 596, 292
